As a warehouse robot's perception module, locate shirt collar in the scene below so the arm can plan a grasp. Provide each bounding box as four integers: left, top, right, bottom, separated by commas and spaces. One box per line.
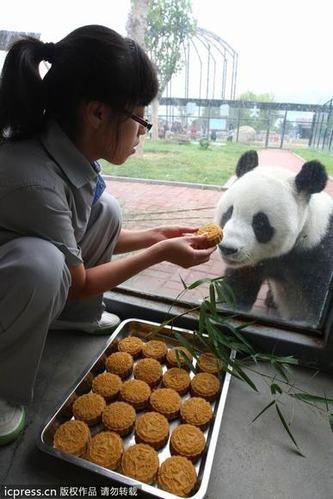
40, 120, 97, 188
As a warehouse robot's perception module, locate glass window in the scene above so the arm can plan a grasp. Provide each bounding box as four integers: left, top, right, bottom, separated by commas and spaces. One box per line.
2, 0, 332, 339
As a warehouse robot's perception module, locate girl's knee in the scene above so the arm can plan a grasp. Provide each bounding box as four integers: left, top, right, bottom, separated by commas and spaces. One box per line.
2, 237, 70, 296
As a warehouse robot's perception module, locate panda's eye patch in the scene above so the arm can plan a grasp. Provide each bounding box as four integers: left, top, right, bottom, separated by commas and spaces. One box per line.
221, 206, 233, 226
252, 212, 275, 243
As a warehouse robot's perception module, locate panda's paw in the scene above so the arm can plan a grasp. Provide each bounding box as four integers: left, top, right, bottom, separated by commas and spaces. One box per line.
265, 288, 278, 309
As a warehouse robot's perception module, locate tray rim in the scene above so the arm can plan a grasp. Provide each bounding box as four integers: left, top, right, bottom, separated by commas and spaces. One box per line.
37, 318, 234, 499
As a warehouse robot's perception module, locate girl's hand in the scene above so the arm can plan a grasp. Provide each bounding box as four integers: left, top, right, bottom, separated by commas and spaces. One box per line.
152, 234, 216, 268
115, 226, 200, 254
150, 225, 199, 243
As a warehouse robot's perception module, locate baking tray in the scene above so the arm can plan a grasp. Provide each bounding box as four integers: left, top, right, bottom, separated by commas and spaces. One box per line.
38, 319, 233, 498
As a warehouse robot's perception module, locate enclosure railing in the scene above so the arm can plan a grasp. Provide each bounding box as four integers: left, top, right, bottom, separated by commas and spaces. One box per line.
153, 98, 331, 150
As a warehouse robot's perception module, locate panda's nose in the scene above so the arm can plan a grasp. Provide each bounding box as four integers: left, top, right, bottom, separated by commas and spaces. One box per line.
219, 244, 238, 256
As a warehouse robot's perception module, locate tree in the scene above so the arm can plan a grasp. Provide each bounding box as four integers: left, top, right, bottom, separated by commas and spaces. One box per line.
230, 91, 280, 131
127, 0, 148, 48
127, 0, 149, 155
145, 0, 196, 139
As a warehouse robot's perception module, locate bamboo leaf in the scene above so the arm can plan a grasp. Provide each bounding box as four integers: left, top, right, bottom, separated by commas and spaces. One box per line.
254, 353, 298, 366
205, 318, 229, 360
175, 348, 195, 374
252, 399, 276, 423
271, 360, 290, 383
215, 280, 227, 304
179, 274, 188, 290
215, 279, 236, 308
187, 277, 215, 289
236, 321, 256, 331
209, 283, 217, 314
290, 393, 333, 405
210, 318, 255, 355
211, 274, 227, 283
168, 266, 331, 453
324, 391, 329, 413
231, 363, 258, 392
271, 383, 283, 395
193, 330, 211, 351
206, 322, 241, 352
275, 404, 304, 456
328, 413, 333, 433
199, 301, 209, 334
173, 331, 198, 360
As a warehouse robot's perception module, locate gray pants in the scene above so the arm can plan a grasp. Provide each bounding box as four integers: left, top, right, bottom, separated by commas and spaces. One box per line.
0, 193, 121, 405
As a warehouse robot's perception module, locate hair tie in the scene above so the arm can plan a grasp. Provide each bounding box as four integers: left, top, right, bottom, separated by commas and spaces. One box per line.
41, 42, 56, 64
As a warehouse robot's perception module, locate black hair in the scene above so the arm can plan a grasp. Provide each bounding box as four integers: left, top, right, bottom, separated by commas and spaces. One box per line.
0, 25, 158, 141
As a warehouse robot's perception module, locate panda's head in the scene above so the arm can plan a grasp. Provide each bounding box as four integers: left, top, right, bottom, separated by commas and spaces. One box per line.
216, 150, 329, 268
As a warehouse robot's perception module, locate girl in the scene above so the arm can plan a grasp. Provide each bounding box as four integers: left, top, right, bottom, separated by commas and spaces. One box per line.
0, 25, 215, 445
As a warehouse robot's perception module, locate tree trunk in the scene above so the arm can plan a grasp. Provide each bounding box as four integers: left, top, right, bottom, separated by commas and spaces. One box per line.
126, 0, 148, 47
152, 97, 160, 140
127, 0, 149, 155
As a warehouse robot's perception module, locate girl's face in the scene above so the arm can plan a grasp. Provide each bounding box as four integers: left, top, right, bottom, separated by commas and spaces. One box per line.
102, 106, 148, 165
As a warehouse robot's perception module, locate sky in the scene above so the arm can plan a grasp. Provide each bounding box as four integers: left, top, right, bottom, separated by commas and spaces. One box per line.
1, 0, 332, 105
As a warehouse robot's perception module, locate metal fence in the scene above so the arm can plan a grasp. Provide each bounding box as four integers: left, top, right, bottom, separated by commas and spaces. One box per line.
309, 98, 333, 152
154, 98, 331, 150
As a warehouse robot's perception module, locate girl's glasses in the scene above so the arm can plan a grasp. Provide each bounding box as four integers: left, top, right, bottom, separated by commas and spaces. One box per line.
130, 113, 152, 131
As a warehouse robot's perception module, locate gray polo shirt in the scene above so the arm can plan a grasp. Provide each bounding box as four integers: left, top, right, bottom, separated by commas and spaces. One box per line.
0, 120, 99, 266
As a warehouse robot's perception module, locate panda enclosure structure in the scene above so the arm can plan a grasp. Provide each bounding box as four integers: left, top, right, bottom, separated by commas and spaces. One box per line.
151, 27, 332, 151
159, 97, 331, 150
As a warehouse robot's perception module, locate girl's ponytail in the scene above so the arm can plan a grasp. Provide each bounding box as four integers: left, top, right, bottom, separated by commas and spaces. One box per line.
0, 37, 51, 141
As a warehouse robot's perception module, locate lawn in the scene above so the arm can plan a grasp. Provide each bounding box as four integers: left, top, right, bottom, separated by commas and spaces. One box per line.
101, 140, 256, 185
291, 148, 333, 175
100, 140, 333, 184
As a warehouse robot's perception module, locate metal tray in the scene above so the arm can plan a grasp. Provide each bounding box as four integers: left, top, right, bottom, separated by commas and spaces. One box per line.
38, 319, 233, 498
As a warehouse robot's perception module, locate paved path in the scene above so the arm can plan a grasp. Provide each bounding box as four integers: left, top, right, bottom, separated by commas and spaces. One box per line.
105, 149, 333, 307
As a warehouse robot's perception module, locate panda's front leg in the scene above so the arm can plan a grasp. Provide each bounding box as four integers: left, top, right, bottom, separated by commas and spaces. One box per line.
223, 265, 264, 312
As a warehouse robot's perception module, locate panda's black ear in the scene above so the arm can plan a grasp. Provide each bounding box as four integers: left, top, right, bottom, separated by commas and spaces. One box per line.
235, 150, 259, 177
295, 160, 328, 194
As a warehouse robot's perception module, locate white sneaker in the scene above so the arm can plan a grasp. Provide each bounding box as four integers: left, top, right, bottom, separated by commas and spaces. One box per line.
0, 398, 25, 445
50, 311, 121, 335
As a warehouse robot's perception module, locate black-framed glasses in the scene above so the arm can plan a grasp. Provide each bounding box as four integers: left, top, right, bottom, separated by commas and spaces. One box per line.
130, 113, 152, 131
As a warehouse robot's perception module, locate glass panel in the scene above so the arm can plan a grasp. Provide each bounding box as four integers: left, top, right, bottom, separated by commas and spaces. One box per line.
111, 169, 333, 331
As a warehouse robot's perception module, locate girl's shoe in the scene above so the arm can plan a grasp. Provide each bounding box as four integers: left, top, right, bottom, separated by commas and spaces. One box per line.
50, 311, 121, 335
0, 398, 25, 445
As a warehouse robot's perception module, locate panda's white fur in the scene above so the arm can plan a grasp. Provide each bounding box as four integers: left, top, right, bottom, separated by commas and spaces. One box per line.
215, 151, 333, 323
296, 189, 333, 250
216, 166, 333, 264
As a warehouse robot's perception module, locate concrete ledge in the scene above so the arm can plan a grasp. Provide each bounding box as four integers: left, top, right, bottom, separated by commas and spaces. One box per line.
102, 174, 227, 191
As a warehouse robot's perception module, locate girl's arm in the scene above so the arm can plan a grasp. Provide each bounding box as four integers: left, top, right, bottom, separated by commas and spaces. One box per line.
114, 226, 199, 253
69, 234, 214, 299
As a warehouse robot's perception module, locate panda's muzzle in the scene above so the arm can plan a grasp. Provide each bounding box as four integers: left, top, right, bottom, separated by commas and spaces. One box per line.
218, 243, 250, 267
218, 244, 238, 257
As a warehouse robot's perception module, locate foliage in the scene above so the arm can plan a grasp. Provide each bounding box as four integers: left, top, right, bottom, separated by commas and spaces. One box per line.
229, 91, 280, 132
145, 0, 197, 96
165, 276, 333, 455
199, 138, 210, 150
101, 141, 256, 185
238, 91, 275, 103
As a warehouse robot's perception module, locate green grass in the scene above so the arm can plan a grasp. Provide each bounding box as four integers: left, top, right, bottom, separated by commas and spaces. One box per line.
101, 140, 257, 185
291, 148, 333, 176
101, 140, 333, 184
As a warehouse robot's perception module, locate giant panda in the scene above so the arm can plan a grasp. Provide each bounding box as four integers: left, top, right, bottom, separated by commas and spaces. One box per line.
215, 150, 333, 325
